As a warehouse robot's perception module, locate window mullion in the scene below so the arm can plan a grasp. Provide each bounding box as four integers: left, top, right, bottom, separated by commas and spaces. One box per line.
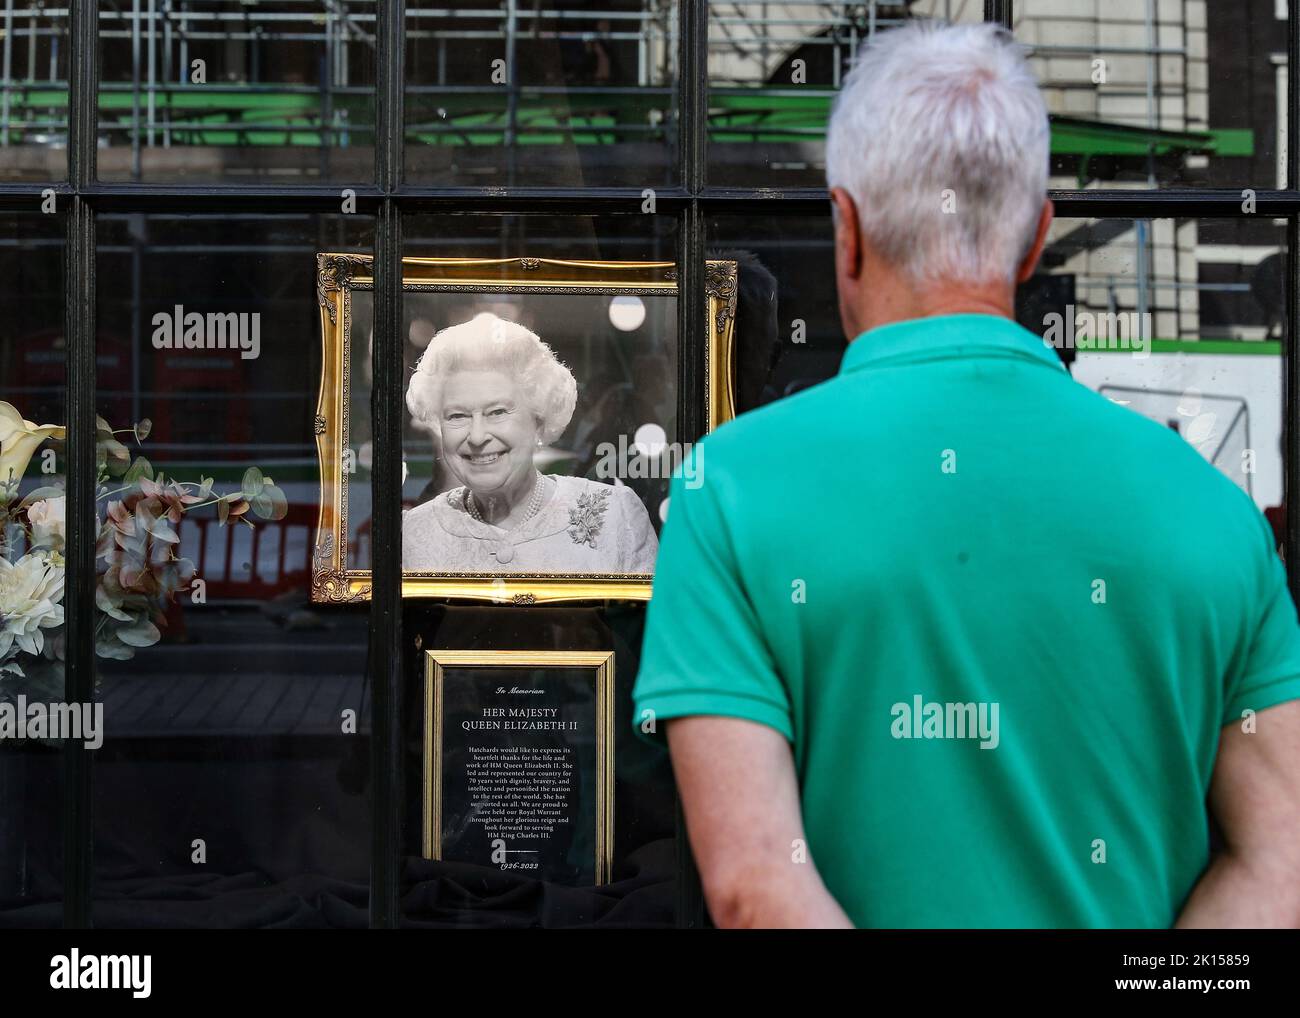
369, 0, 405, 930
986, 1, 1013, 30
62, 0, 100, 930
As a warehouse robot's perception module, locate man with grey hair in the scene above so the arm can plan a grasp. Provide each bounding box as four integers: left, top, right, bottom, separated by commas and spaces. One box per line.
634, 22, 1300, 928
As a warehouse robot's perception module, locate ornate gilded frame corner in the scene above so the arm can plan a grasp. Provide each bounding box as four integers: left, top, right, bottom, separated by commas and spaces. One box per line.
423, 649, 615, 885
311, 254, 738, 604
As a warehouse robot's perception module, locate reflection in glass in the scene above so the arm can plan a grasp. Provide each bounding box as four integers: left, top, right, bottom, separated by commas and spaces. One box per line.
90, 213, 373, 927
710, 214, 1285, 522
0, 213, 65, 925
708, 2, 1283, 191
0, 5, 69, 181
1016, 0, 1282, 189
97, 1, 376, 183
707, 0, 980, 187
707, 217, 839, 406
1045, 217, 1286, 515
404, 1, 679, 187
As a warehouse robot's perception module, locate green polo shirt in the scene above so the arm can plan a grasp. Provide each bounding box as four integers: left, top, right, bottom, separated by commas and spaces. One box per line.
633, 312, 1300, 928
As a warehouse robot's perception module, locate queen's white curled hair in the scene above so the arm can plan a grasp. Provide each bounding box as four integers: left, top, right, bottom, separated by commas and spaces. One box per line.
825, 21, 1049, 286
405, 312, 578, 445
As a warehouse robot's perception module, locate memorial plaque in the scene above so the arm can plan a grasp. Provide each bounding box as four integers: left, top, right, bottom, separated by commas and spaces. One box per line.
423, 650, 614, 885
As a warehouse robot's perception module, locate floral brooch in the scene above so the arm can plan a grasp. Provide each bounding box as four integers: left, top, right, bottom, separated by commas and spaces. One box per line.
567, 489, 611, 548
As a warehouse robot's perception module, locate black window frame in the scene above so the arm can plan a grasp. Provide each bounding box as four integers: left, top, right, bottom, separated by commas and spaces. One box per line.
0, 0, 1294, 929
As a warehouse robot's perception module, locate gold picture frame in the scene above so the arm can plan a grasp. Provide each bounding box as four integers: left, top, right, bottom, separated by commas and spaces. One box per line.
423, 649, 615, 886
311, 255, 739, 604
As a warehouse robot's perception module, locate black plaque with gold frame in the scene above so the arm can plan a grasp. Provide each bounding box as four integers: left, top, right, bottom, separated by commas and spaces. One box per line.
423, 649, 614, 886
312, 255, 738, 604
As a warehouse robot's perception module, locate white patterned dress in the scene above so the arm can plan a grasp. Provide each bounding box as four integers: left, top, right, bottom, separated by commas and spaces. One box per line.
402, 474, 659, 573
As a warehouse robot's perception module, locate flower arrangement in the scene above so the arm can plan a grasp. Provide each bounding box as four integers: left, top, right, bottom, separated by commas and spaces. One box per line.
0, 400, 287, 695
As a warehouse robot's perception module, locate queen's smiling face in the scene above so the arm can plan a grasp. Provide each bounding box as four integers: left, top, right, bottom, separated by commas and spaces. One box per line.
439, 369, 539, 499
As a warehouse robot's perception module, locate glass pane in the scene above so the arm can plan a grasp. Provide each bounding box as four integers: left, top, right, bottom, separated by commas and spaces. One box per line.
708, 0, 983, 188
1038, 215, 1286, 518
0, 211, 65, 927
92, 212, 373, 927
1017, 0, 1283, 189
704, 216, 836, 408
0, 3, 70, 181
709, 213, 1285, 522
97, 1, 376, 184
405, 2, 679, 187
398, 214, 683, 926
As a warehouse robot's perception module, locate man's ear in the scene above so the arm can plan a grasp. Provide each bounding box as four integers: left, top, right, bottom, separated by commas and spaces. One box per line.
1016, 198, 1054, 284
829, 187, 863, 282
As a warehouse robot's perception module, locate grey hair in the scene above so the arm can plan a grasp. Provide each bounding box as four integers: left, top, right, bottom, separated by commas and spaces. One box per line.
406, 312, 578, 444
825, 21, 1049, 285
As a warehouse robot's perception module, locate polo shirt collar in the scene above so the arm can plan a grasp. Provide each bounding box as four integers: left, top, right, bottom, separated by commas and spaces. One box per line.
839, 313, 1066, 376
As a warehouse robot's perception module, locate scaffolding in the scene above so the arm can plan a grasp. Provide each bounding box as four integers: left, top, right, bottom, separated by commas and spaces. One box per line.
0, 0, 1263, 338
0, 2, 1212, 161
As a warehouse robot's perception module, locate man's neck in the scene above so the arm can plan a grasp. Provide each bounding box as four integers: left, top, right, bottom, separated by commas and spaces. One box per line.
853, 275, 1016, 339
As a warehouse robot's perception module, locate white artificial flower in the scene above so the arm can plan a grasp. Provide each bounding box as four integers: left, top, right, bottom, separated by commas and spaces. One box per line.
0, 401, 65, 489
27, 495, 66, 550
0, 551, 66, 666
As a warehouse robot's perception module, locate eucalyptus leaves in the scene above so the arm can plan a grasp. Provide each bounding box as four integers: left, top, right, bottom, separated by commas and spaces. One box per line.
0, 400, 288, 680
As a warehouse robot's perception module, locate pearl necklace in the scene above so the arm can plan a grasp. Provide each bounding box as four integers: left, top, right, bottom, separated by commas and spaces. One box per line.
465, 471, 545, 529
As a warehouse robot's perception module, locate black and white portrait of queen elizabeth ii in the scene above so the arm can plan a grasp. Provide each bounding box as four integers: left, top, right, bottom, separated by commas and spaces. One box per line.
402, 312, 659, 573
